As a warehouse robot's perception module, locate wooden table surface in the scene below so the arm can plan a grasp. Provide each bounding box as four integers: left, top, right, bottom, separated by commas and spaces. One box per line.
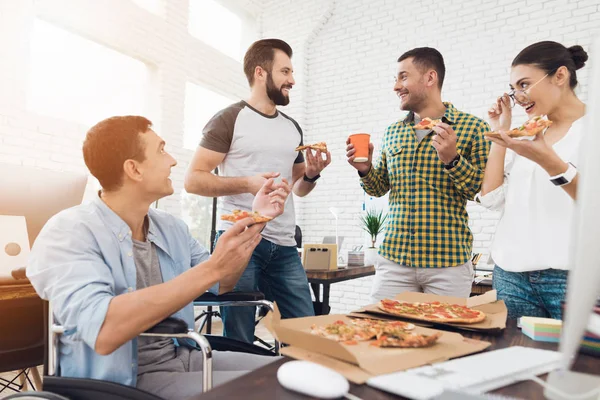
191, 319, 600, 400
305, 265, 375, 284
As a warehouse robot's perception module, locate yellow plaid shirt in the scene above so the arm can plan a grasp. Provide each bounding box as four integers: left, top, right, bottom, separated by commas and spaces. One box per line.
361, 103, 490, 268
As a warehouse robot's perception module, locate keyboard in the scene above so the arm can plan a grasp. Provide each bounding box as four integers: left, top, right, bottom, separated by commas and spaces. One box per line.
366, 346, 562, 400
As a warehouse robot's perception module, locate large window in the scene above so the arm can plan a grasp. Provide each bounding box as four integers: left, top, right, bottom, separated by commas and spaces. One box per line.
27, 18, 149, 127
188, 0, 244, 60
181, 82, 235, 249
131, 0, 163, 15
180, 191, 215, 250
183, 82, 234, 150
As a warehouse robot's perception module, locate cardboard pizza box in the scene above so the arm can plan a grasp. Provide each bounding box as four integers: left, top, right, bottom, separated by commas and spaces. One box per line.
351, 290, 507, 334
264, 305, 491, 384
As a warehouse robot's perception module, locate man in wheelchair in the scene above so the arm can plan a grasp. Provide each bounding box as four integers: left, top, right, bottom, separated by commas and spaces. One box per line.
27, 116, 289, 399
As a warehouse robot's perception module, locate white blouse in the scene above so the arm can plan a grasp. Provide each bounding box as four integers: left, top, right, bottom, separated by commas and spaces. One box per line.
476, 118, 584, 272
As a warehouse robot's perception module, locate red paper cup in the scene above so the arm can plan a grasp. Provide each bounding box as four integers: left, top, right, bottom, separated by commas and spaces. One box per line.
349, 133, 371, 162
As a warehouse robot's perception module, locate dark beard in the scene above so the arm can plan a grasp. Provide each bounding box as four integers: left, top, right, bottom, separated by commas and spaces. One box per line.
400, 78, 427, 112
266, 74, 290, 106
400, 92, 427, 112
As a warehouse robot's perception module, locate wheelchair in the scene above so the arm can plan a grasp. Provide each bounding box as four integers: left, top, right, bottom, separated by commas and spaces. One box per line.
4, 296, 278, 400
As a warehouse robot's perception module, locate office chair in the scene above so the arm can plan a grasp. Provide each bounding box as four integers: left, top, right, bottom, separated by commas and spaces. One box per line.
295, 225, 302, 248
0, 288, 44, 393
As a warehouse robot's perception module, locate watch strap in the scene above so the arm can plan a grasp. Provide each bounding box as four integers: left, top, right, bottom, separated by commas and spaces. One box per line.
444, 154, 461, 170
549, 162, 577, 186
303, 173, 320, 183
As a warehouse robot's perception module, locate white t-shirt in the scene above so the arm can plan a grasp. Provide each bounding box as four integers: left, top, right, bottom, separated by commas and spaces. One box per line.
476, 117, 584, 272
200, 101, 304, 247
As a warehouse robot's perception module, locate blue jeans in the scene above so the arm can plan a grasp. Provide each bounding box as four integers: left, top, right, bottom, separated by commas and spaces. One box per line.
215, 232, 314, 343
492, 265, 568, 320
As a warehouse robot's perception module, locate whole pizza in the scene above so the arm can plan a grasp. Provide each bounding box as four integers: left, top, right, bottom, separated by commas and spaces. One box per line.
378, 299, 486, 324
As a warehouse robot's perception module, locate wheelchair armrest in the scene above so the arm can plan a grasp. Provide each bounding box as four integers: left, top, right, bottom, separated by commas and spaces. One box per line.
144, 317, 188, 335
194, 291, 265, 303
204, 335, 276, 357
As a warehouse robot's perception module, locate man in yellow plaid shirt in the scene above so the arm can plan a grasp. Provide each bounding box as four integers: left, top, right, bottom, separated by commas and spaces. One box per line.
347, 47, 490, 300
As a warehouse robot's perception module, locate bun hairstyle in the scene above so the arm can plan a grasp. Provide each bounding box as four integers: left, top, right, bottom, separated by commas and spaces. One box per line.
512, 41, 589, 89
568, 45, 589, 70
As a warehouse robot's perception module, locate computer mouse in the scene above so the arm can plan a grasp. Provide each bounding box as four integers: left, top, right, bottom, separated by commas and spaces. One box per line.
277, 360, 350, 399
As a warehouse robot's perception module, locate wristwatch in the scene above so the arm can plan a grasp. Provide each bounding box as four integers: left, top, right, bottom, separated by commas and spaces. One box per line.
303, 173, 321, 183
549, 162, 577, 186
444, 154, 461, 170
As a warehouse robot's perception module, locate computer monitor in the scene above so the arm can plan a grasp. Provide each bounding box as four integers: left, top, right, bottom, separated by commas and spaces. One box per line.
545, 36, 600, 399
0, 163, 88, 248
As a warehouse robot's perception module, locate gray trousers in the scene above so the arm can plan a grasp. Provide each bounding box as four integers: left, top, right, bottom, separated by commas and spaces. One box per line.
369, 254, 474, 303
136, 346, 279, 400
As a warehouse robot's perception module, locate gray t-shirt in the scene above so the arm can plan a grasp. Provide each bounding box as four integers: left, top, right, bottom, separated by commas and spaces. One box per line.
200, 101, 304, 247
134, 238, 178, 376
413, 115, 432, 143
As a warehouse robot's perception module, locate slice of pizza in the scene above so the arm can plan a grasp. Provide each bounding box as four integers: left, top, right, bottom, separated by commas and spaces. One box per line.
220, 209, 273, 224
347, 319, 384, 340
485, 115, 553, 139
414, 117, 442, 130
371, 332, 442, 348
376, 322, 418, 339
310, 320, 360, 342
349, 317, 416, 332
295, 142, 328, 152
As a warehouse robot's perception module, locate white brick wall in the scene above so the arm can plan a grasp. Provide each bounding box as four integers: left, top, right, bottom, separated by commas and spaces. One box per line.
261, 0, 600, 313
2, 0, 599, 316
0, 0, 254, 216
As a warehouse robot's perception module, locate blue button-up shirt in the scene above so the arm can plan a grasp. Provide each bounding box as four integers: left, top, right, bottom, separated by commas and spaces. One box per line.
27, 195, 210, 386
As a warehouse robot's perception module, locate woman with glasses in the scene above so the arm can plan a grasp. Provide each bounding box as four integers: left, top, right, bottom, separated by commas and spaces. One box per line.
476, 41, 588, 319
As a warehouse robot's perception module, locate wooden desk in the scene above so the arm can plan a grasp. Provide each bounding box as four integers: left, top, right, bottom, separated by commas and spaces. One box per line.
191, 319, 600, 400
471, 282, 493, 295
0, 282, 37, 300
305, 265, 375, 315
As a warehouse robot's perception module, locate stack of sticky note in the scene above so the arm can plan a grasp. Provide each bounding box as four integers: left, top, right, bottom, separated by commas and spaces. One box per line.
521, 316, 600, 356
521, 317, 562, 343
580, 331, 600, 356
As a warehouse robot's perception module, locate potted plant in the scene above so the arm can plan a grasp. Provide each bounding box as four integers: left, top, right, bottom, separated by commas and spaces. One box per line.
359, 208, 388, 266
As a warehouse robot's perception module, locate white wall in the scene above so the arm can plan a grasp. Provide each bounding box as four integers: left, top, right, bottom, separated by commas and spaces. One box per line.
261, 0, 600, 313
2, 0, 599, 315
0, 0, 254, 217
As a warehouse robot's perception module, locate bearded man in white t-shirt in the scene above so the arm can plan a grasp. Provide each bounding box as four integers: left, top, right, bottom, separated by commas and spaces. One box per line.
184, 39, 331, 343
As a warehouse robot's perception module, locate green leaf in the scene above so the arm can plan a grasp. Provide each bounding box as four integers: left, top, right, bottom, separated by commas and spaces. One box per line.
359, 208, 388, 245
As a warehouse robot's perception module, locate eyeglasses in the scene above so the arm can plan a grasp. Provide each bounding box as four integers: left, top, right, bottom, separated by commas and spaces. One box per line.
507, 74, 548, 108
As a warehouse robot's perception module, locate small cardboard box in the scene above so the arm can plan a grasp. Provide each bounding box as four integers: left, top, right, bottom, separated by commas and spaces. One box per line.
265, 306, 491, 384
352, 290, 507, 334
302, 244, 338, 270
